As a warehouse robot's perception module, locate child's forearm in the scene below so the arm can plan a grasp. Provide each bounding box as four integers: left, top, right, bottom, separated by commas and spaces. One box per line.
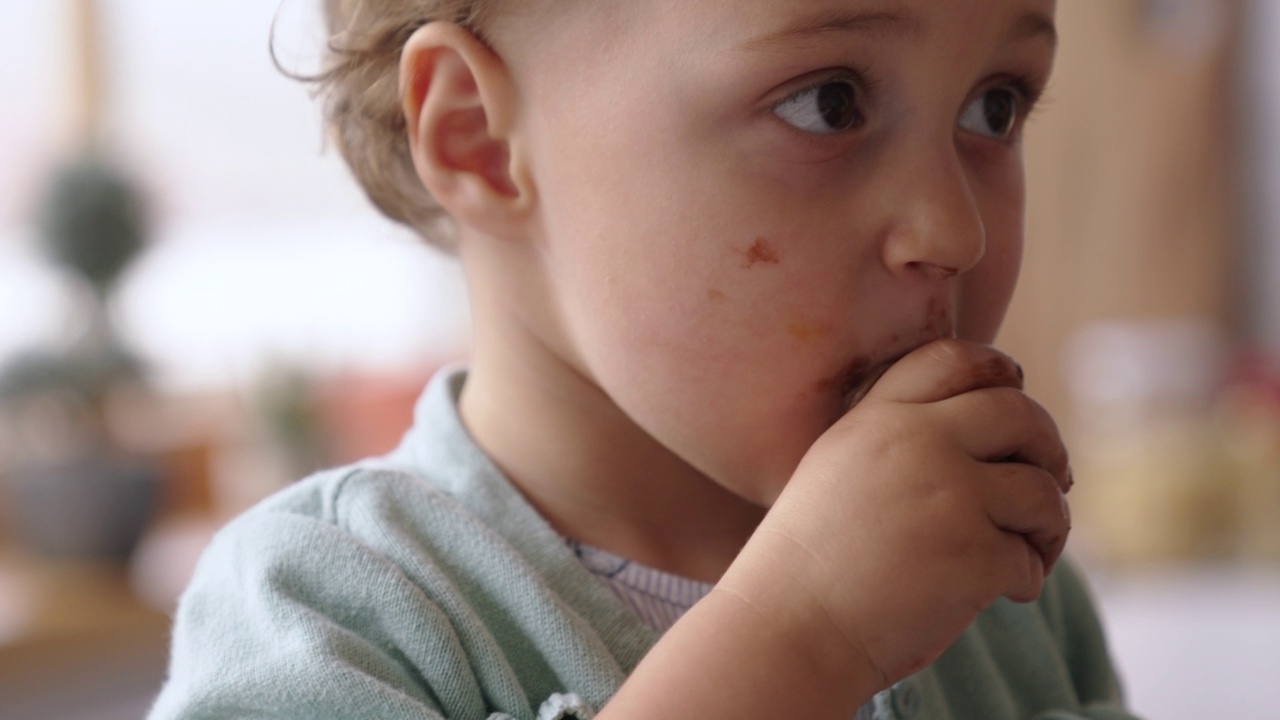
597, 584, 880, 720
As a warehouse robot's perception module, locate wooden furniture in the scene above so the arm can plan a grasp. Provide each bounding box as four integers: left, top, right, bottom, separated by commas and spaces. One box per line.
0, 551, 170, 720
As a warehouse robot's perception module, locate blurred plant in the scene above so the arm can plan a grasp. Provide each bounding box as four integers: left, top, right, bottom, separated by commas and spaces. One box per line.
0, 152, 158, 562
0, 154, 147, 407
38, 154, 148, 299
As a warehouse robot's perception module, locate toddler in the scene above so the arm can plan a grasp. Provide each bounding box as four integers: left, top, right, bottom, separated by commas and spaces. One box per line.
150, 0, 1139, 718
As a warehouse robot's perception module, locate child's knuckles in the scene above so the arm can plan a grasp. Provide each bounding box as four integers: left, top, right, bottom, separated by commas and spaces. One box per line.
1043, 533, 1069, 578
987, 389, 1068, 473
972, 551, 1014, 609
999, 533, 1045, 604
1036, 474, 1072, 537
1020, 397, 1070, 477
1007, 467, 1069, 537
983, 385, 1037, 428
1042, 499, 1072, 573
1029, 470, 1070, 523
898, 464, 980, 533
1020, 497, 1069, 574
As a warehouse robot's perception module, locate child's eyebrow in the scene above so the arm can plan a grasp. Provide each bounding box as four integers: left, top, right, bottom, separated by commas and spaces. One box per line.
737, 8, 1057, 52
738, 9, 924, 51
1010, 11, 1058, 49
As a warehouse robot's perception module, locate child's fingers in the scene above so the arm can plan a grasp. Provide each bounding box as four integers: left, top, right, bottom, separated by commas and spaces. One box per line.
934, 386, 1072, 494
861, 340, 1023, 406
977, 462, 1071, 595
995, 530, 1049, 605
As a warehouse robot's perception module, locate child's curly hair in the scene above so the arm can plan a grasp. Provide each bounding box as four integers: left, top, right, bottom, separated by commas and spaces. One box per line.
301, 0, 501, 249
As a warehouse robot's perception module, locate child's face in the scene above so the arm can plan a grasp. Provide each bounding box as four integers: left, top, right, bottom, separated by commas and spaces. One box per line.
502, 0, 1056, 505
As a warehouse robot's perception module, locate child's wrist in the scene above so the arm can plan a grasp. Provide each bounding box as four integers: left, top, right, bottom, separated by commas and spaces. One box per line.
709, 585, 883, 698
715, 541, 887, 704
600, 580, 878, 720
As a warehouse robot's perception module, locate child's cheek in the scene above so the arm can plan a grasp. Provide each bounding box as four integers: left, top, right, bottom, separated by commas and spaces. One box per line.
713, 233, 849, 344
706, 236, 804, 340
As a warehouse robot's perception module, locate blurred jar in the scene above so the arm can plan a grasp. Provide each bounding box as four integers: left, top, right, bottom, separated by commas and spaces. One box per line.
1066, 318, 1238, 566
1218, 356, 1280, 563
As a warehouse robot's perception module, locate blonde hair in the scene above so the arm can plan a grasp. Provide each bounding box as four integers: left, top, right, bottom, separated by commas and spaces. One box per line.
294, 0, 502, 249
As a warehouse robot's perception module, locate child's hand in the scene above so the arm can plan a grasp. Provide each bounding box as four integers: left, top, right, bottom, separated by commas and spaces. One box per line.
722, 339, 1072, 693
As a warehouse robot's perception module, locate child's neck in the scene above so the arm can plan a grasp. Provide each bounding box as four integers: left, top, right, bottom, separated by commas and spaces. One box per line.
458, 310, 764, 584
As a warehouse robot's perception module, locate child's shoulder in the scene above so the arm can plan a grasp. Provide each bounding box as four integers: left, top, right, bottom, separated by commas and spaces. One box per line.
236, 462, 463, 540
206, 453, 526, 601
218, 365, 513, 552
156, 440, 652, 720
190, 463, 476, 616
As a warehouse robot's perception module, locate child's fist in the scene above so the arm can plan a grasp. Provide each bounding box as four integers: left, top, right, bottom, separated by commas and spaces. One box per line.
721, 340, 1072, 692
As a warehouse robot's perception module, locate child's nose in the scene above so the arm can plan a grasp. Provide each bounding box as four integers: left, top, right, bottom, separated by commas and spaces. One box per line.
878, 148, 987, 281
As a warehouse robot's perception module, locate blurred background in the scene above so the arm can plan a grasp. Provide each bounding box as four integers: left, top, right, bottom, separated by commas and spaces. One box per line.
0, 1, 1277, 718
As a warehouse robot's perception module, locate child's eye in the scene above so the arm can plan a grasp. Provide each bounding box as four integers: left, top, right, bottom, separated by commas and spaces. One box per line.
772, 78, 865, 135
958, 87, 1020, 140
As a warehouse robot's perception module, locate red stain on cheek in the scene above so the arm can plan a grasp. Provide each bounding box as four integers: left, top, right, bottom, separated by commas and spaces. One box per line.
740, 237, 781, 269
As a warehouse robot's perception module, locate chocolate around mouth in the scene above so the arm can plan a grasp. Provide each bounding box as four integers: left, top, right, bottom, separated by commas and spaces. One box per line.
839, 356, 898, 411
829, 335, 947, 414
824, 302, 956, 416
815, 353, 891, 421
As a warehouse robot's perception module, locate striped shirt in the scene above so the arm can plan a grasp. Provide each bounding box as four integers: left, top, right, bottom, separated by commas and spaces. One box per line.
565, 539, 713, 634
567, 538, 878, 719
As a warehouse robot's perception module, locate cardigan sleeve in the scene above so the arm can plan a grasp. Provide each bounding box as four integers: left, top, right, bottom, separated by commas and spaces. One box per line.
1033, 560, 1146, 720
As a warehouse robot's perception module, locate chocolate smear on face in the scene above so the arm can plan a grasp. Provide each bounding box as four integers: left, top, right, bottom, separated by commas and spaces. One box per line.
820, 300, 956, 420
817, 355, 872, 420
823, 344, 923, 418
841, 358, 896, 411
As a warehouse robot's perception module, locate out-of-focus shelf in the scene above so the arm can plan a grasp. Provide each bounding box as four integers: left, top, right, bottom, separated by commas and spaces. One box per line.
0, 549, 170, 720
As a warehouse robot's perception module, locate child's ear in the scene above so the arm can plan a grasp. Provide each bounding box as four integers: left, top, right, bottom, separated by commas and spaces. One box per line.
400, 24, 532, 238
